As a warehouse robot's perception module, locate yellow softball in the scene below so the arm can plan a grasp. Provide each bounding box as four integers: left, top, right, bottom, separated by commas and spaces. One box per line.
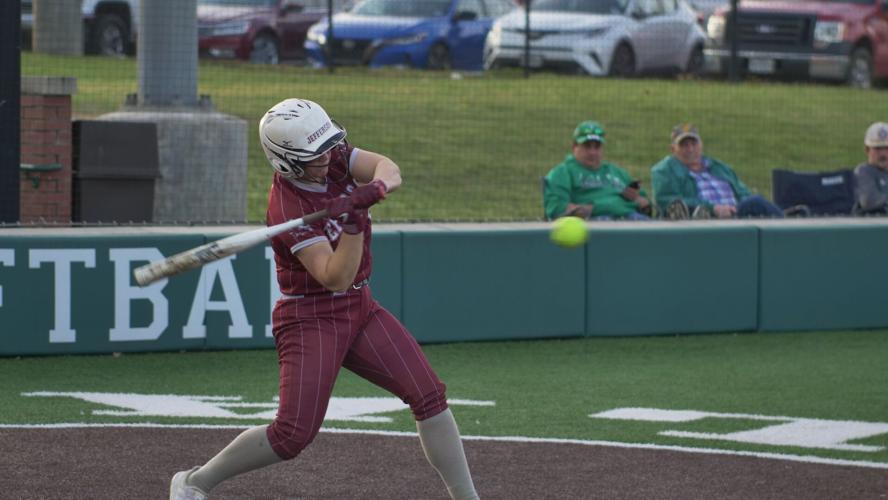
550, 216, 589, 249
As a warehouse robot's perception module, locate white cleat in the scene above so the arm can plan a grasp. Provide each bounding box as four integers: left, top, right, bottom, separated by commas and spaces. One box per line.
169, 467, 208, 500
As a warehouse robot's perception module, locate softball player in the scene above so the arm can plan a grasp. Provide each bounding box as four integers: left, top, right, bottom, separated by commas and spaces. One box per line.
169, 98, 479, 500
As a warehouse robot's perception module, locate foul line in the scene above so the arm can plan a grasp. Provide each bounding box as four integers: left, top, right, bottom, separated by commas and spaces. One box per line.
1, 422, 886, 470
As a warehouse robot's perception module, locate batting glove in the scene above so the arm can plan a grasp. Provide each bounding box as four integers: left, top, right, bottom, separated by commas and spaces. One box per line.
324, 196, 354, 219
340, 208, 368, 235
351, 180, 387, 209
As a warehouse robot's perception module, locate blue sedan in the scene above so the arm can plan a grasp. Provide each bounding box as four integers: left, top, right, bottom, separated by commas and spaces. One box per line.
305, 0, 517, 71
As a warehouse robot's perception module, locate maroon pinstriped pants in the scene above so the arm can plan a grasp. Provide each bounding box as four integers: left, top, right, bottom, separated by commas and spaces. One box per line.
266, 286, 448, 460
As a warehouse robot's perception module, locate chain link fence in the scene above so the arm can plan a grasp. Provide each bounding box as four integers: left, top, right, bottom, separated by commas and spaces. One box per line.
6, 0, 886, 224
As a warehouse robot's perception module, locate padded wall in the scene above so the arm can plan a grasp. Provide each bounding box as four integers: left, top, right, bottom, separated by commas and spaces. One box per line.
586, 227, 759, 336
400, 229, 586, 343
759, 225, 888, 330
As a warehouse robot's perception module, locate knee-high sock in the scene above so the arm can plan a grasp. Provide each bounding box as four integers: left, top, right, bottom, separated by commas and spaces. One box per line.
187, 425, 282, 493
416, 409, 479, 500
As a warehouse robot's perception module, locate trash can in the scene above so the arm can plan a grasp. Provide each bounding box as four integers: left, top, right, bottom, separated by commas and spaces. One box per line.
72, 120, 160, 223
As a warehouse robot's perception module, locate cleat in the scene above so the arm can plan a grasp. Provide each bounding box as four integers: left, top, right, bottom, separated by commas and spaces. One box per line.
170, 467, 207, 500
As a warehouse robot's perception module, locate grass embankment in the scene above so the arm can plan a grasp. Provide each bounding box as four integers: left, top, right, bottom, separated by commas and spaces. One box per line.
23, 53, 883, 221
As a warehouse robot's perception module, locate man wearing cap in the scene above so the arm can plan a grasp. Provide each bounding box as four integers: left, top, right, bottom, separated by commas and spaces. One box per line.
543, 120, 651, 220
651, 123, 784, 219
853, 122, 888, 215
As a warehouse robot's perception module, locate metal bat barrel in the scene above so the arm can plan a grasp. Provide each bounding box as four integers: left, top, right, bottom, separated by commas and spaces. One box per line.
133, 240, 229, 286
132, 209, 328, 287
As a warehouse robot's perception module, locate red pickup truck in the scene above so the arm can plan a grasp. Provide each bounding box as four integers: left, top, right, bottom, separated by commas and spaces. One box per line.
703, 0, 888, 88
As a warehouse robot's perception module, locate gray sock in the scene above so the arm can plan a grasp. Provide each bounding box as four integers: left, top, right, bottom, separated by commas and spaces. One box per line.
187, 425, 282, 493
416, 409, 479, 500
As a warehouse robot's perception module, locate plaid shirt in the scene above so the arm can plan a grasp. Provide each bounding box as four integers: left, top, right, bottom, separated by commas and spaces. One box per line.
689, 162, 737, 207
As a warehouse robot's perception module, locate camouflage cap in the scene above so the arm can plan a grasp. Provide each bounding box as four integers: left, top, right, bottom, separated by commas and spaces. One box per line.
671, 123, 701, 145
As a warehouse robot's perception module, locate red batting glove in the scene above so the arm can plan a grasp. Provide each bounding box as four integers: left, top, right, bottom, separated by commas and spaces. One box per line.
351, 180, 387, 209
340, 208, 368, 235
325, 196, 354, 219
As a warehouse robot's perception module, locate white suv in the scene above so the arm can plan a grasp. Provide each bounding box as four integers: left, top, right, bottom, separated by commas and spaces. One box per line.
485, 0, 706, 77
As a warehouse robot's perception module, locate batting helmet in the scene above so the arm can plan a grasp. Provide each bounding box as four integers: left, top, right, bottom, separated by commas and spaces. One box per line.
259, 98, 347, 180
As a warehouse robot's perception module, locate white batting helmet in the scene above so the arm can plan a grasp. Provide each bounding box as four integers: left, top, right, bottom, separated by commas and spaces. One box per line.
259, 98, 347, 180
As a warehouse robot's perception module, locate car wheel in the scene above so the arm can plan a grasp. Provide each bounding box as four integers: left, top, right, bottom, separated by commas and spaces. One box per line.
250, 34, 279, 65
685, 45, 704, 76
88, 14, 127, 56
847, 47, 873, 89
427, 43, 452, 71
608, 43, 635, 78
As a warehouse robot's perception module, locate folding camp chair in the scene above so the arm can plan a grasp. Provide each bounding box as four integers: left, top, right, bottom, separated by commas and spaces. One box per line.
771, 168, 856, 216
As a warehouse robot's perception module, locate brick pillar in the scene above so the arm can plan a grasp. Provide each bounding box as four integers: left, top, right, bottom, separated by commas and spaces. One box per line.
20, 76, 77, 224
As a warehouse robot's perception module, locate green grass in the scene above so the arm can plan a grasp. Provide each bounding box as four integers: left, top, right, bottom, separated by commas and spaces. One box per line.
22, 53, 884, 221
2, 329, 887, 464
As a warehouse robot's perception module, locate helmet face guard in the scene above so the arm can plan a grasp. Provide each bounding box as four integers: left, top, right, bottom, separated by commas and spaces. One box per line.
259, 99, 347, 180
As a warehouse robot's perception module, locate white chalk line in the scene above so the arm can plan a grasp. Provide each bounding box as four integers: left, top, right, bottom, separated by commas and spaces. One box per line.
1, 422, 886, 470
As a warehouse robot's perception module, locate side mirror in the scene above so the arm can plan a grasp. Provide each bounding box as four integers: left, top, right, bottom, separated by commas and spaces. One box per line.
452, 10, 478, 22
631, 8, 647, 19
281, 1, 305, 13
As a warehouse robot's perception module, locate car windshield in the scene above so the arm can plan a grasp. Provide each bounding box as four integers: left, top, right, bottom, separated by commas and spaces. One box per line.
351, 0, 452, 17
534, 0, 628, 14
197, 0, 276, 6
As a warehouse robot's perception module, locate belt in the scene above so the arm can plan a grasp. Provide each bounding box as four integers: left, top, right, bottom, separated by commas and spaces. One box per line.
281, 278, 370, 300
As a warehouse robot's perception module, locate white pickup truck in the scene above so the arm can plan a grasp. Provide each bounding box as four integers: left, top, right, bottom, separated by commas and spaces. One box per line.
21, 0, 140, 56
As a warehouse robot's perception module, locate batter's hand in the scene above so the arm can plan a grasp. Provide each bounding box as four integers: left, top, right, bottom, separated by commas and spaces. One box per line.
351, 180, 387, 209
325, 196, 354, 219
340, 208, 368, 234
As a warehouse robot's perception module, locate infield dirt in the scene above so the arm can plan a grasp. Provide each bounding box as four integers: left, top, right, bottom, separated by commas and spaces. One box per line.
2, 427, 886, 499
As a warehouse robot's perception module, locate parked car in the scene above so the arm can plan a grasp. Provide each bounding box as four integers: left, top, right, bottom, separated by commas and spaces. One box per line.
484, 0, 707, 76
20, 0, 140, 56
304, 0, 518, 70
198, 0, 349, 64
704, 0, 888, 88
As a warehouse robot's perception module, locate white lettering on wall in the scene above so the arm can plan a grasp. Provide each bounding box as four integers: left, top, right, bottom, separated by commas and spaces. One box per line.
28, 249, 96, 343
183, 257, 252, 339
265, 246, 280, 338
0, 249, 13, 307
108, 248, 169, 342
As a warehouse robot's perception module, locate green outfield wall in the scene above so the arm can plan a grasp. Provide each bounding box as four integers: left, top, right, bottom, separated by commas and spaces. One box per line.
1, 220, 886, 355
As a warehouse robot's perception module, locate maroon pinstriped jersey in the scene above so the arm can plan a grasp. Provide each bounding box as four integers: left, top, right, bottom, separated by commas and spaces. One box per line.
266, 142, 373, 296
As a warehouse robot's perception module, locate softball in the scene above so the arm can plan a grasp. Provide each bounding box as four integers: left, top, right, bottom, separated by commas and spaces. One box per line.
550, 216, 588, 249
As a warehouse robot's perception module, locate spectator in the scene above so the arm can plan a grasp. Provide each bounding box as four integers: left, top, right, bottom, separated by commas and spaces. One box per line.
651, 123, 784, 219
853, 121, 888, 215
543, 120, 651, 221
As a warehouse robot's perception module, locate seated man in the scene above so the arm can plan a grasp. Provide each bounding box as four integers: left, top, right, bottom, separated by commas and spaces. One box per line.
853, 121, 888, 215
651, 123, 784, 219
543, 120, 651, 221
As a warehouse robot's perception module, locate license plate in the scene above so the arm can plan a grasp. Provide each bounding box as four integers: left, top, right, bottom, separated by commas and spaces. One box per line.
748, 58, 775, 74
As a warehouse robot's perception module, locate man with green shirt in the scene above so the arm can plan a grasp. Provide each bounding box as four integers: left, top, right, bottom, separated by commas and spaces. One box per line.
543, 121, 651, 221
